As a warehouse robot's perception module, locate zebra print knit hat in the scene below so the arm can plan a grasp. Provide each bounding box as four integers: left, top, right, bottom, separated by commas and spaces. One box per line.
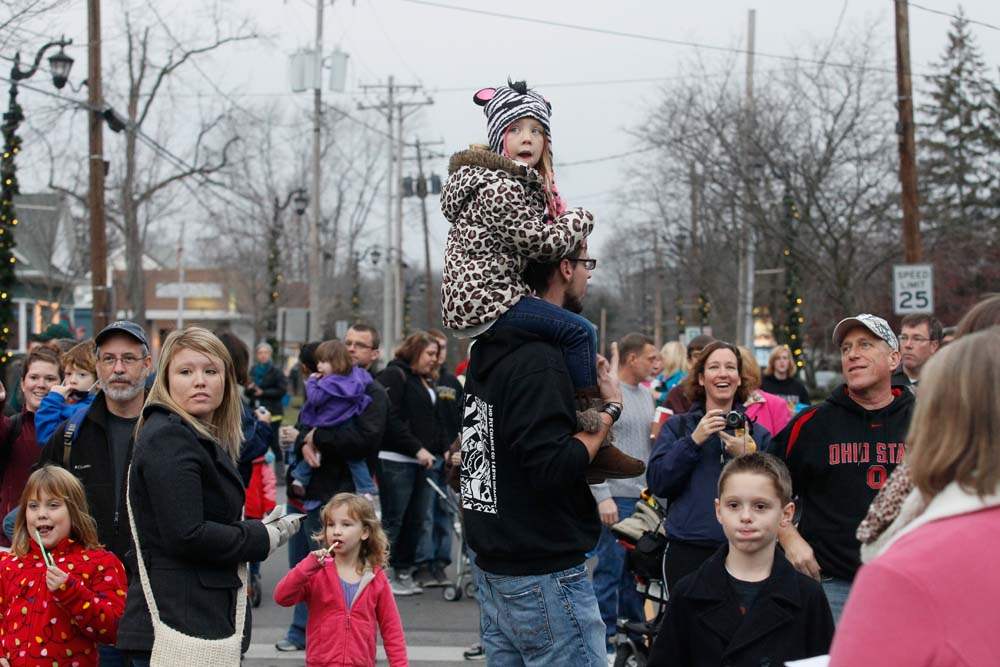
474, 79, 552, 156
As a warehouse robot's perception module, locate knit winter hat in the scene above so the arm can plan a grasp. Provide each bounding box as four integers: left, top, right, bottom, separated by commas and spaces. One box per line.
474, 79, 552, 155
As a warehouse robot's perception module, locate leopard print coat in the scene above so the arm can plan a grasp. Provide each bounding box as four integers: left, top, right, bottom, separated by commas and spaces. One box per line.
439, 147, 594, 331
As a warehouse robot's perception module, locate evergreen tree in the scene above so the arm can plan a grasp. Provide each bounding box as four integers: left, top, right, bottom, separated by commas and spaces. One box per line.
918, 8, 1000, 243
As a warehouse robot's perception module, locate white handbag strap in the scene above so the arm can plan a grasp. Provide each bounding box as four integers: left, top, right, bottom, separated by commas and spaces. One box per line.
125, 465, 249, 636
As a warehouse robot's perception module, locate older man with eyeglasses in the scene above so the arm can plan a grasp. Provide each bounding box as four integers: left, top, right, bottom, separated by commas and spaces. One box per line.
891, 314, 944, 392
35, 321, 152, 667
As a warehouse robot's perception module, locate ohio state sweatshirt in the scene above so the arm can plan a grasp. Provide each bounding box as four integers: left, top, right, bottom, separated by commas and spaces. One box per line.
774, 385, 914, 581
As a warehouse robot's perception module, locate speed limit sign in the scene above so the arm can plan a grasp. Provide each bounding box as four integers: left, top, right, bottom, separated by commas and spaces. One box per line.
893, 264, 934, 314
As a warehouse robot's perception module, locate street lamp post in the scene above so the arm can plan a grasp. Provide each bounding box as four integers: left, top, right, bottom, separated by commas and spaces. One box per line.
1, 37, 73, 367
266, 188, 307, 345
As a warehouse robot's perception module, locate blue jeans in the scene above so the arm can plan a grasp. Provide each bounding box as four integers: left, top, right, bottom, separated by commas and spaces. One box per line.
493, 296, 598, 389
593, 497, 646, 651
284, 505, 324, 648
97, 645, 127, 667
289, 456, 314, 488
415, 459, 453, 568
822, 576, 852, 624
379, 459, 432, 570
477, 563, 606, 667
348, 459, 378, 495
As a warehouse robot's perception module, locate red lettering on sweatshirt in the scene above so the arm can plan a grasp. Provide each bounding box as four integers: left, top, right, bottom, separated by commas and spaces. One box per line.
877, 442, 907, 464
828, 442, 871, 464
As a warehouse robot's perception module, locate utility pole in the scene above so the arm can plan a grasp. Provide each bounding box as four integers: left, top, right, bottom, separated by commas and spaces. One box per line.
358, 78, 431, 350
737, 9, 757, 348
394, 104, 404, 343
894, 0, 923, 262
87, 0, 109, 331
411, 138, 444, 329
360, 75, 394, 353
307, 0, 325, 340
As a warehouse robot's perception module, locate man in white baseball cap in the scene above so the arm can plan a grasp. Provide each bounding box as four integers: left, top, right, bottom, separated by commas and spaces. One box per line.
771, 313, 914, 622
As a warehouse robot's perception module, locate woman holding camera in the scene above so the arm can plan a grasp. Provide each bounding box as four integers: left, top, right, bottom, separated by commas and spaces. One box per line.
647, 341, 773, 590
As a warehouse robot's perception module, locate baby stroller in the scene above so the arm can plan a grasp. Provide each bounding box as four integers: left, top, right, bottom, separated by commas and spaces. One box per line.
425, 476, 477, 602
609, 490, 670, 667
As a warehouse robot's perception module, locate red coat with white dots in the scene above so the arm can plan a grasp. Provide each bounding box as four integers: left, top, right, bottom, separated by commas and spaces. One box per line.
0, 537, 127, 667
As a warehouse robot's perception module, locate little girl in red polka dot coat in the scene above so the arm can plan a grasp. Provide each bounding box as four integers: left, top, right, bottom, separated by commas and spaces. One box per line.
0, 466, 126, 667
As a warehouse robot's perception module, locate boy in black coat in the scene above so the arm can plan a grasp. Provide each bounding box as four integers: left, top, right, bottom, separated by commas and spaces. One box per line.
650, 453, 833, 667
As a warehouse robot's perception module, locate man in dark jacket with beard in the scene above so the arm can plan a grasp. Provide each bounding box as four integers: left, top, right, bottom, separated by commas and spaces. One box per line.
775, 314, 915, 623
460, 242, 622, 665
37, 321, 152, 667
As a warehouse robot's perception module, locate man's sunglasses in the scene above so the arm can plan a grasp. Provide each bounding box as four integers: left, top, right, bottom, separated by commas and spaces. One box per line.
566, 258, 597, 270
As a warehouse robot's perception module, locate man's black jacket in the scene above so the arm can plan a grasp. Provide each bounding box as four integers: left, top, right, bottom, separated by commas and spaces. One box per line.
292, 379, 388, 502
37, 392, 133, 562
460, 327, 599, 575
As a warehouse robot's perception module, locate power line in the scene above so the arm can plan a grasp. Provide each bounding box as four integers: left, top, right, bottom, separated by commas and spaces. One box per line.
556, 147, 655, 167
401, 0, 915, 77
908, 2, 1000, 32
367, 0, 425, 87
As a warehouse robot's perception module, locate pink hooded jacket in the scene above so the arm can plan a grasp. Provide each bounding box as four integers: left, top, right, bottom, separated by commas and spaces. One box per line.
744, 389, 792, 437
274, 556, 408, 666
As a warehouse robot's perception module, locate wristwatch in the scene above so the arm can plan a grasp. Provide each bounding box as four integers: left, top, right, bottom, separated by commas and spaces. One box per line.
600, 402, 623, 423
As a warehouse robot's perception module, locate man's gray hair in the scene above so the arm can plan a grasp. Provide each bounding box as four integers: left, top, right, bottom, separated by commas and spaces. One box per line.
256, 341, 273, 355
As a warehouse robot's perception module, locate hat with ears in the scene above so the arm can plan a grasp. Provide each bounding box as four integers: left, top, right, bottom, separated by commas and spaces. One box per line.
473, 79, 552, 156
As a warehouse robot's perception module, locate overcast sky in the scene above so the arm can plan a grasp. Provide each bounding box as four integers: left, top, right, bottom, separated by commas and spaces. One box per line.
13, 0, 1000, 276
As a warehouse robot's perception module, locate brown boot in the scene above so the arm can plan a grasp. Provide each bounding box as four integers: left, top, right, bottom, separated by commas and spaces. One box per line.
586, 444, 645, 484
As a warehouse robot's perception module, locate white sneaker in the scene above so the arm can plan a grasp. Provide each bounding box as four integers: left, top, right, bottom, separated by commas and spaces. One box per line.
398, 570, 423, 594
389, 569, 423, 596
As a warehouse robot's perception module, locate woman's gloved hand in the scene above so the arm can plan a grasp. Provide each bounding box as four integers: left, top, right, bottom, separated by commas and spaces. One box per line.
265, 515, 302, 553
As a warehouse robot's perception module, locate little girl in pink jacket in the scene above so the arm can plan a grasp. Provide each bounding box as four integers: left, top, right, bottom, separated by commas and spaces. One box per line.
274, 493, 408, 667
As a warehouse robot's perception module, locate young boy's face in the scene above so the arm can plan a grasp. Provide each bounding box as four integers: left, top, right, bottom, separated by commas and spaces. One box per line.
715, 472, 794, 556
64, 366, 96, 392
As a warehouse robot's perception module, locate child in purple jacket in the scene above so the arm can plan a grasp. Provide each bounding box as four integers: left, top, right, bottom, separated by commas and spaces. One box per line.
291, 340, 377, 500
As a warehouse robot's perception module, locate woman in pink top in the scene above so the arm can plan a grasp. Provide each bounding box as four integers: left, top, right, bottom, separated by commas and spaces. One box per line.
737, 347, 792, 437
830, 329, 1000, 666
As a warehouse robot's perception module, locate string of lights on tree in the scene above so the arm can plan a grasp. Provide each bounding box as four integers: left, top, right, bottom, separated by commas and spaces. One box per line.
781, 192, 805, 369
265, 222, 282, 351
0, 83, 24, 368
698, 292, 711, 326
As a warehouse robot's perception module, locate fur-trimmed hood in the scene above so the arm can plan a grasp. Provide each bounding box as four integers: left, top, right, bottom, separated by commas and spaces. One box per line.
441, 146, 544, 226
447, 144, 541, 180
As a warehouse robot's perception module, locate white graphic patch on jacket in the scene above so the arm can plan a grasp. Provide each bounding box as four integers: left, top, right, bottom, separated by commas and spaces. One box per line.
460, 394, 497, 515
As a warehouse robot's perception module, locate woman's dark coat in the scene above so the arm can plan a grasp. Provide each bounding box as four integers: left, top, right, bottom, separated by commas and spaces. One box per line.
377, 358, 446, 456
117, 405, 271, 653
650, 545, 834, 667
